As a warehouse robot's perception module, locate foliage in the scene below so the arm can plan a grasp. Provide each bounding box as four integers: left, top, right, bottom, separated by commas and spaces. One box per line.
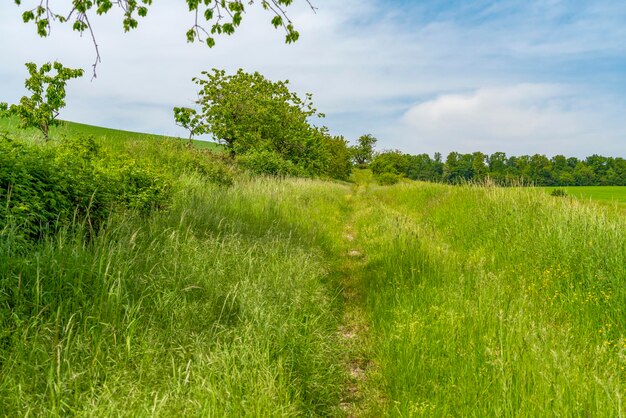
0, 135, 169, 241
188, 68, 351, 179
322, 135, 353, 181
369, 149, 626, 187
550, 188, 568, 197
13, 0, 310, 76
173, 106, 208, 142
370, 150, 408, 176
376, 172, 401, 185
8, 62, 84, 140
236, 149, 303, 177
14, 0, 305, 44
351, 133, 377, 167
193, 69, 319, 152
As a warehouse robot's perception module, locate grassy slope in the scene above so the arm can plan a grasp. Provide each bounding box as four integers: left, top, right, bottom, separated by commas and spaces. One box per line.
0, 116, 222, 151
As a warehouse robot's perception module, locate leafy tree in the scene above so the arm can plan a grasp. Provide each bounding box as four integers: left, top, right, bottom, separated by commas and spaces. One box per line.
351, 134, 377, 167
405, 154, 442, 182
471, 152, 488, 180
322, 135, 353, 181
192, 68, 321, 154
443, 152, 473, 183
573, 162, 595, 186
370, 150, 409, 176
173, 106, 208, 144
13, 0, 313, 75
8, 62, 84, 141
488, 152, 507, 183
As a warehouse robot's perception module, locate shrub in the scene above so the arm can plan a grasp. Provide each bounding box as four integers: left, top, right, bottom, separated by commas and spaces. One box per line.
0, 135, 171, 241
236, 150, 304, 177
376, 172, 401, 186
550, 188, 568, 197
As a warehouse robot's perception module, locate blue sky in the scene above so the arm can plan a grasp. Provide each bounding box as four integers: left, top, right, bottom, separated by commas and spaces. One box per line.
1, 0, 625, 157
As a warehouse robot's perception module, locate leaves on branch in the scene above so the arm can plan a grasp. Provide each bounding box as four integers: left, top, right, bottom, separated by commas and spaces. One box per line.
7, 62, 84, 141
13, 1, 317, 77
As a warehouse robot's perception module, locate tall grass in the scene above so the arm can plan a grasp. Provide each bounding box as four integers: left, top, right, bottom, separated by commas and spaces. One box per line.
354, 182, 626, 416
0, 174, 351, 416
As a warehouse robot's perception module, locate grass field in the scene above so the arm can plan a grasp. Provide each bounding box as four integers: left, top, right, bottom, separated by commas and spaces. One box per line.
543, 186, 626, 204
0, 116, 222, 151
2, 124, 625, 416
352, 181, 626, 415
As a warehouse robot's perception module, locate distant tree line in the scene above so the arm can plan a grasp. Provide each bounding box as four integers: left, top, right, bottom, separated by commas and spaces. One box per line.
370, 150, 626, 186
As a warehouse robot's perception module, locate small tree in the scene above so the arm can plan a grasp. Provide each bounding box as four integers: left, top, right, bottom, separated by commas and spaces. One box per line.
351, 134, 377, 167
193, 69, 323, 158
322, 134, 353, 181
173, 106, 208, 145
9, 62, 84, 141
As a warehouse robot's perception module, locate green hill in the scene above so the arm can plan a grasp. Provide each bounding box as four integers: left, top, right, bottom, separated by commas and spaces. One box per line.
0, 115, 222, 150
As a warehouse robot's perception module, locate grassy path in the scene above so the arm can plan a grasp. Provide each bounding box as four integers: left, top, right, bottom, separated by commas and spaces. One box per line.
348, 181, 626, 416
336, 185, 382, 417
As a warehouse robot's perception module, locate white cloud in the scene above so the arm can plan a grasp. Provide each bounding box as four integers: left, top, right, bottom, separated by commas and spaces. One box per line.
398, 84, 626, 157
1, 1, 626, 156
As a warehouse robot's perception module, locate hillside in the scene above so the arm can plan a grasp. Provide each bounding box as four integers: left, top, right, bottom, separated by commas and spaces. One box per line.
1, 124, 625, 416
0, 116, 222, 151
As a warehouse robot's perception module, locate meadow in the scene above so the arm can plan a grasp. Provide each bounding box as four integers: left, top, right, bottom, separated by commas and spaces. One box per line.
543, 186, 626, 205
1, 123, 625, 416
0, 116, 221, 151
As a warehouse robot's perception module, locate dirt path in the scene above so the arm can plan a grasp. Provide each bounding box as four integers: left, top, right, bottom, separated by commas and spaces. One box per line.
337, 189, 383, 416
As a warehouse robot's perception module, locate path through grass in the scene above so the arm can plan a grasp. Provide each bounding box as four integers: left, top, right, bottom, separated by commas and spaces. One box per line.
351, 181, 626, 416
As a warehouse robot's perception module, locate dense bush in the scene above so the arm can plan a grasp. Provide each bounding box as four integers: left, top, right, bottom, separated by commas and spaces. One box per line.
550, 188, 568, 197
376, 172, 401, 185
236, 149, 304, 177
0, 135, 170, 241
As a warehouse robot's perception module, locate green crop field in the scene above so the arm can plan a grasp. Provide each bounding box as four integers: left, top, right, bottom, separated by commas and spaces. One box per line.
1, 124, 625, 416
543, 186, 626, 204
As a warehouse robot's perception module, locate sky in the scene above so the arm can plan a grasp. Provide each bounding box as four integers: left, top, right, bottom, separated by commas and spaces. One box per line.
1, 0, 626, 158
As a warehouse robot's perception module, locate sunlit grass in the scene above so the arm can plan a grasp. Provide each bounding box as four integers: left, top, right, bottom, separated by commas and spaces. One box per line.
543, 185, 626, 204
0, 116, 221, 151
0, 174, 351, 416
354, 182, 626, 416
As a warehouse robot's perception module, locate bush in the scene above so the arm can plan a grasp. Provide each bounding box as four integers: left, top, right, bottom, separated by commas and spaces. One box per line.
376, 172, 401, 186
120, 139, 234, 187
236, 150, 304, 177
550, 188, 568, 197
0, 135, 171, 241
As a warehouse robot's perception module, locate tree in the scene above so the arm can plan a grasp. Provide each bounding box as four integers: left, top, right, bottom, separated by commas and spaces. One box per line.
192, 68, 321, 155
351, 134, 378, 167
322, 135, 353, 181
173, 106, 208, 145
7, 62, 84, 141
13, 0, 314, 76
370, 150, 408, 176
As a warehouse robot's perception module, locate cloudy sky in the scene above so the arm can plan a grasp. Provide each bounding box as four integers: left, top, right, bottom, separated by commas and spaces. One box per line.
1, 0, 625, 157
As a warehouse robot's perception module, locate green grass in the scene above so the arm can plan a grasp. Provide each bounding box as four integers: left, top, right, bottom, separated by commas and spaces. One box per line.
543, 186, 626, 204
1, 175, 353, 416
3, 119, 626, 415
351, 182, 626, 416
0, 116, 222, 151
